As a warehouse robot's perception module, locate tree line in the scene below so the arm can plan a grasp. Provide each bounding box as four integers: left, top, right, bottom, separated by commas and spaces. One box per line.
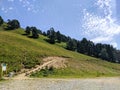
0, 16, 120, 63
32, 26, 120, 63
37, 28, 120, 64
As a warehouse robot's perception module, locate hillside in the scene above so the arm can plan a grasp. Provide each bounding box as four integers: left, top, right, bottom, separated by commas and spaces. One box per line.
0, 28, 120, 78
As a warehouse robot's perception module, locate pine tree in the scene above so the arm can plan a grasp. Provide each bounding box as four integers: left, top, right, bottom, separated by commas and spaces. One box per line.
0, 16, 3, 25
7, 19, 20, 30
48, 28, 56, 44
56, 31, 61, 43
31, 27, 39, 38
66, 38, 77, 51
25, 26, 31, 35
99, 48, 109, 60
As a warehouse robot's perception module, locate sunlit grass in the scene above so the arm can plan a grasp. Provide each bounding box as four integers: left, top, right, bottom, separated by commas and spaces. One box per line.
0, 28, 120, 78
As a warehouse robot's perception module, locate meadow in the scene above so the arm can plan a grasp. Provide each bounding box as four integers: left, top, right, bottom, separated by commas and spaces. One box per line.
0, 28, 120, 78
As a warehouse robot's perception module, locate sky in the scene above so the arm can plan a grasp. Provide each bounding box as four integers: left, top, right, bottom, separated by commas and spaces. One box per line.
0, 0, 120, 49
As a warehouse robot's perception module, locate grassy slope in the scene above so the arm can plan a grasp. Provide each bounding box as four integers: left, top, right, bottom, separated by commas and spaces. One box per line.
0, 28, 120, 78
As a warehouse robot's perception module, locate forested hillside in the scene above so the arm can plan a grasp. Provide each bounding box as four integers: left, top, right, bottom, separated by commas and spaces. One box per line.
0, 16, 120, 78
23, 20, 120, 64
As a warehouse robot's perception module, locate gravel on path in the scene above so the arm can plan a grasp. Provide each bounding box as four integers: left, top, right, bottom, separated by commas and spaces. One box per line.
0, 77, 120, 90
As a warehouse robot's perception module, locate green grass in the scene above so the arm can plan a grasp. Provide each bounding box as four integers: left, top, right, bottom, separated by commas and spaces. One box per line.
0, 28, 120, 78
31, 58, 120, 78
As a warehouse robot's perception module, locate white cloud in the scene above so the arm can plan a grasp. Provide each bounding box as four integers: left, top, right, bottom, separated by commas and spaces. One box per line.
1, 7, 5, 11
19, 0, 23, 2
8, 0, 14, 2
27, 7, 31, 11
1, 6, 13, 13
91, 36, 112, 43
82, 0, 120, 48
18, 0, 39, 13
1, 0, 39, 14
9, 7, 13, 10
1, 7, 7, 13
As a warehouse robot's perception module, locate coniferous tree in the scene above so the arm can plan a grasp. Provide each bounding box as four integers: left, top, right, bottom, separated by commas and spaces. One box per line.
99, 48, 109, 60
114, 50, 120, 63
47, 30, 50, 36
66, 38, 77, 51
87, 41, 95, 56
94, 43, 102, 58
61, 34, 68, 42
56, 31, 61, 43
0, 16, 3, 25
37, 29, 42, 34
77, 41, 81, 53
42, 31, 47, 36
7, 19, 20, 30
105, 45, 114, 62
31, 27, 39, 38
79, 38, 88, 54
66, 38, 73, 51
48, 28, 56, 44
25, 26, 31, 35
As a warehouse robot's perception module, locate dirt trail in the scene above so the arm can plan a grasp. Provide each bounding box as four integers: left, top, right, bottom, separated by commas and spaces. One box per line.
12, 57, 67, 80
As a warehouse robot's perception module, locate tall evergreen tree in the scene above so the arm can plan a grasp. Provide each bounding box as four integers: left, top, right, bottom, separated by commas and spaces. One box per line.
37, 29, 42, 34
48, 28, 56, 44
61, 34, 68, 42
105, 45, 114, 62
0, 16, 3, 25
31, 27, 39, 38
99, 48, 109, 60
94, 43, 102, 58
25, 26, 31, 35
114, 50, 120, 63
87, 41, 95, 56
42, 31, 47, 36
47, 30, 50, 36
79, 38, 88, 54
66, 38, 77, 51
56, 31, 61, 43
7, 19, 20, 30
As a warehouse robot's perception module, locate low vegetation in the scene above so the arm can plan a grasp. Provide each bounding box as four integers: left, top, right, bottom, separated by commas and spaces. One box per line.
31, 58, 120, 78
0, 16, 120, 79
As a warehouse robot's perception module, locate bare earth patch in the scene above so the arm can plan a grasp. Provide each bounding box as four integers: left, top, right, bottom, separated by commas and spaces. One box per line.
11, 56, 68, 80
42, 56, 68, 69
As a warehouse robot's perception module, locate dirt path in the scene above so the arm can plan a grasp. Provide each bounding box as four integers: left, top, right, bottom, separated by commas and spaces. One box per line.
12, 57, 67, 80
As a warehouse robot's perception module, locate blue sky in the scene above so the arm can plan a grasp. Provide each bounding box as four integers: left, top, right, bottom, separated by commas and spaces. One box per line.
0, 0, 120, 49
